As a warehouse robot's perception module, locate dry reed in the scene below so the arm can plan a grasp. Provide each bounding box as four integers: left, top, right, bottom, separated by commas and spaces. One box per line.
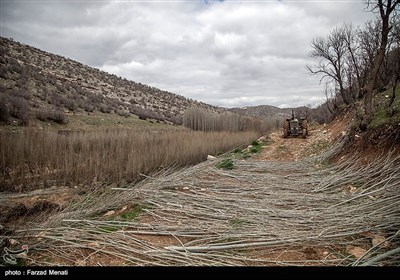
0, 127, 260, 190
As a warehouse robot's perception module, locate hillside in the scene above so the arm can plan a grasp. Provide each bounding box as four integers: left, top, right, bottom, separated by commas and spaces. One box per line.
0, 37, 218, 126
0, 37, 314, 130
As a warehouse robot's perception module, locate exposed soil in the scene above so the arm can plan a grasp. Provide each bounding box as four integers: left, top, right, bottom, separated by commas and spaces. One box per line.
329, 109, 400, 164
0, 186, 76, 225
257, 125, 334, 162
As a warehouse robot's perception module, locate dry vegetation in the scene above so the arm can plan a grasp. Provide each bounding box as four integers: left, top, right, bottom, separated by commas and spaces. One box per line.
183, 106, 277, 133
5, 132, 399, 266
0, 127, 260, 191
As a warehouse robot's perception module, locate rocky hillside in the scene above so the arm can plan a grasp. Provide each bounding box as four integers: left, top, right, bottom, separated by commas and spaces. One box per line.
0, 37, 218, 125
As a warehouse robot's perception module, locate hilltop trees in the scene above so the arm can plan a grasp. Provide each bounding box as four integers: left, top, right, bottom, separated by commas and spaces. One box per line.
307, 0, 399, 123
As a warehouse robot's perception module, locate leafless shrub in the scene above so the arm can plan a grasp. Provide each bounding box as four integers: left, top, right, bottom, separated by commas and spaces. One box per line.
83, 102, 95, 113
0, 94, 10, 123
8, 95, 29, 125
117, 110, 130, 117
99, 104, 112, 113
0, 65, 8, 79
36, 109, 67, 124
64, 98, 77, 112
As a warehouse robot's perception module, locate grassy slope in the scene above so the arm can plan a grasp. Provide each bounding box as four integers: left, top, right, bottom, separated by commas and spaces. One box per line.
62, 113, 176, 130
370, 85, 400, 128
0, 111, 178, 132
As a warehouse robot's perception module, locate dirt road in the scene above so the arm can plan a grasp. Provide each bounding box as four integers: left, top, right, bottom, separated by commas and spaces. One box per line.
258, 125, 334, 162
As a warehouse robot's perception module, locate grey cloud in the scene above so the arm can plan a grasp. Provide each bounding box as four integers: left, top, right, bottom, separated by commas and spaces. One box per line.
1, 0, 373, 108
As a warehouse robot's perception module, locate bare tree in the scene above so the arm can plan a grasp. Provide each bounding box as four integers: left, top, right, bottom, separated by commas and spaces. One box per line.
183, 106, 269, 133
386, 18, 400, 107
363, 0, 399, 116
343, 23, 363, 99
307, 26, 351, 104
358, 20, 381, 92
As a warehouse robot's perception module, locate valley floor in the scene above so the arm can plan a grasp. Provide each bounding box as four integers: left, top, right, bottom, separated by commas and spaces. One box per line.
1, 123, 399, 266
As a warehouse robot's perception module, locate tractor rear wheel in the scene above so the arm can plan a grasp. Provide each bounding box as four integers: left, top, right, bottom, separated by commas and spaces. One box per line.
302, 119, 309, 136
283, 120, 289, 138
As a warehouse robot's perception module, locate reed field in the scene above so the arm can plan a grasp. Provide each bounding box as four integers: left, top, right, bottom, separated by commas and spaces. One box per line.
0, 127, 260, 191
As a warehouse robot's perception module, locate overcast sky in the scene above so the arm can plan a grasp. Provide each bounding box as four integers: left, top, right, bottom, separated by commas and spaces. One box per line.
1, 0, 374, 108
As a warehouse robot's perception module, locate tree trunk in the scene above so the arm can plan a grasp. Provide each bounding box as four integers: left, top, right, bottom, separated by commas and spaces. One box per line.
337, 74, 350, 105
364, 0, 395, 116
364, 34, 388, 115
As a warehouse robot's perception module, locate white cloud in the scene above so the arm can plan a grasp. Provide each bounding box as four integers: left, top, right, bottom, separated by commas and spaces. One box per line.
1, 0, 374, 108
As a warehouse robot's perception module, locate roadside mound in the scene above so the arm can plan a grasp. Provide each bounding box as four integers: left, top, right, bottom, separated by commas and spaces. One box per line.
331, 106, 400, 163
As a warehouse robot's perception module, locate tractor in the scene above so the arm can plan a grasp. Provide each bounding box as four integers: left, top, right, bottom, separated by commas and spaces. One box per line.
283, 110, 308, 139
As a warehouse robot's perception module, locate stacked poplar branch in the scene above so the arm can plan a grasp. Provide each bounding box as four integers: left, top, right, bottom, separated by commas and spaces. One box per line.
10, 141, 400, 266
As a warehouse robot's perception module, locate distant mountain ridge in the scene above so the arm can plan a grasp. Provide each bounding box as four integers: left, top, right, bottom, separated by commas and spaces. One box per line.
230, 104, 309, 120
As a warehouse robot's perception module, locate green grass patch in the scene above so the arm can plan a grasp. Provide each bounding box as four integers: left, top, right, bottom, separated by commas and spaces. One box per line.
226, 139, 265, 159
216, 158, 234, 170
67, 113, 172, 130
370, 85, 400, 129
249, 140, 263, 153
95, 204, 147, 233
251, 140, 260, 146
370, 109, 388, 128
119, 204, 146, 221
249, 145, 262, 153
